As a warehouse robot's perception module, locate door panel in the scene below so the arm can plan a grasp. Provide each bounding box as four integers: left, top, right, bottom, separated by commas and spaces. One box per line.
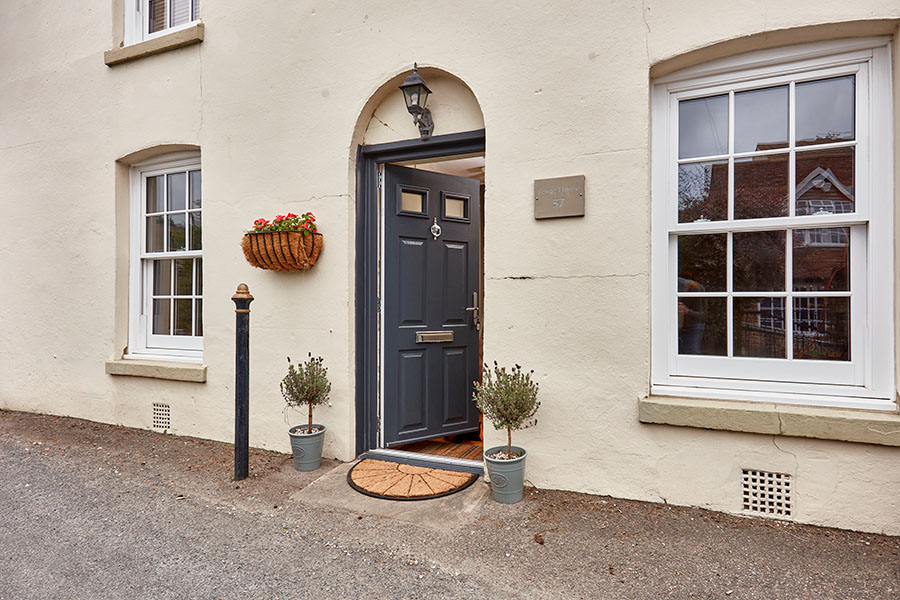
383, 164, 481, 447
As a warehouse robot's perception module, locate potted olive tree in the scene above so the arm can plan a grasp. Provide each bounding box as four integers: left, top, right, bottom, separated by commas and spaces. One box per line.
474, 362, 540, 504
281, 354, 331, 471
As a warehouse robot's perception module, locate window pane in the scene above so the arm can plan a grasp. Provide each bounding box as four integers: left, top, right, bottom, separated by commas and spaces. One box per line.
195, 299, 203, 336
734, 154, 789, 219
146, 175, 164, 213
152, 299, 171, 335
678, 161, 727, 222
793, 228, 849, 292
148, 0, 166, 33
678, 234, 726, 292
167, 172, 186, 211
734, 85, 788, 153
168, 213, 186, 251
174, 299, 192, 336
189, 212, 202, 250
146, 215, 164, 252
678, 296, 726, 356
171, 0, 191, 26
192, 0, 200, 20
401, 191, 424, 213
445, 197, 467, 219
796, 76, 855, 146
733, 231, 785, 291
189, 170, 201, 208
153, 259, 171, 295
734, 297, 786, 358
795, 147, 854, 215
175, 258, 193, 296
195, 258, 202, 295
678, 95, 728, 159
794, 297, 849, 361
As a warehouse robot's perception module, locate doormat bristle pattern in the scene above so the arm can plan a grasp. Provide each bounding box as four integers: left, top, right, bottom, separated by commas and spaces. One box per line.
347, 459, 478, 501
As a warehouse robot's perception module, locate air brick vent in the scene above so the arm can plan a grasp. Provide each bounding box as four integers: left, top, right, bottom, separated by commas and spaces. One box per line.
742, 469, 792, 517
152, 403, 171, 431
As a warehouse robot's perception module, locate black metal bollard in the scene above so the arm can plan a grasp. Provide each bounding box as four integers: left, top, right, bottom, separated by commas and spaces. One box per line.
232, 283, 254, 481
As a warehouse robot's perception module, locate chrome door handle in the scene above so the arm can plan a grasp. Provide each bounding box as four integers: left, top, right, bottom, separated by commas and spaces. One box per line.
465, 292, 481, 331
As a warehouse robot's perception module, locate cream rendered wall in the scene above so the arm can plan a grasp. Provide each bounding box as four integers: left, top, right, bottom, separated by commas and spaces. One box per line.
1, 1, 899, 534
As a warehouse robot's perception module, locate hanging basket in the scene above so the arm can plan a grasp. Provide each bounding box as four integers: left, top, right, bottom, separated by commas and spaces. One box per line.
241, 231, 323, 271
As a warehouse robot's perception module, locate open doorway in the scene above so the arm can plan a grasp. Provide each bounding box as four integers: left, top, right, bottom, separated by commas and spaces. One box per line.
354, 130, 486, 474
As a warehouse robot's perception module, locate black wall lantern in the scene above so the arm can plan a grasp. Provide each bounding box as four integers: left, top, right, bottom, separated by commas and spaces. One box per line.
399, 63, 434, 141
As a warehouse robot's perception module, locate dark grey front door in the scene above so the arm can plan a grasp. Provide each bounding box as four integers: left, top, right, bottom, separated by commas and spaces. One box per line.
382, 164, 481, 447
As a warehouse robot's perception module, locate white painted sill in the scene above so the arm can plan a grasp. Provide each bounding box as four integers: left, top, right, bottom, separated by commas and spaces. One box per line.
639, 396, 900, 448
106, 359, 206, 383
104, 23, 204, 67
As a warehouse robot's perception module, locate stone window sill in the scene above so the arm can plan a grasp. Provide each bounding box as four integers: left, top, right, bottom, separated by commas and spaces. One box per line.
104, 23, 204, 67
106, 359, 206, 383
639, 396, 900, 447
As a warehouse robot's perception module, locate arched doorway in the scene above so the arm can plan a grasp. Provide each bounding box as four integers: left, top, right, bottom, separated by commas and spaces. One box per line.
352, 68, 485, 471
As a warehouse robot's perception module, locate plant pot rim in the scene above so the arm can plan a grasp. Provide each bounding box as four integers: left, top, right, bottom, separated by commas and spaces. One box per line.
289, 424, 326, 437
484, 445, 527, 464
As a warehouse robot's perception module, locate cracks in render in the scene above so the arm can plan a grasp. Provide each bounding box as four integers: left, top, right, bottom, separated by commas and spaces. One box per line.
487, 273, 644, 281
371, 115, 402, 136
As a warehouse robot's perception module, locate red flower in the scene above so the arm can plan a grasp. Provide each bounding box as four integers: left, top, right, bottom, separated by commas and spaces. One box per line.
274, 214, 285, 222
286, 213, 297, 219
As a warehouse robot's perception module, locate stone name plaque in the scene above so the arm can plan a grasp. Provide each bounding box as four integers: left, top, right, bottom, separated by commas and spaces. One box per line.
534, 175, 585, 219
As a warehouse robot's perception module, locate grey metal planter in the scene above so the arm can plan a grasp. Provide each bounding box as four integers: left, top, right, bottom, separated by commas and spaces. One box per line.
288, 424, 326, 471
484, 445, 527, 504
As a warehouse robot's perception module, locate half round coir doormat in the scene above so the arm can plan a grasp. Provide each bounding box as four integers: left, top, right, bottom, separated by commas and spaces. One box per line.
347, 459, 478, 501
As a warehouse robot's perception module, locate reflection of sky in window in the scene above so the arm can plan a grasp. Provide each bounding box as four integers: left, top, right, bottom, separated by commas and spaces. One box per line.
796, 76, 854, 144
734, 86, 788, 153
679, 95, 728, 159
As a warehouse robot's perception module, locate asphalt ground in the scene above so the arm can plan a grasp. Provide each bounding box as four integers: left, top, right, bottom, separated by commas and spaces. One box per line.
0, 409, 897, 599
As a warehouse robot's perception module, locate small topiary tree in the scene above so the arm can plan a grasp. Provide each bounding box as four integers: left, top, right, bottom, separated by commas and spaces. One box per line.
281, 354, 331, 434
473, 362, 540, 457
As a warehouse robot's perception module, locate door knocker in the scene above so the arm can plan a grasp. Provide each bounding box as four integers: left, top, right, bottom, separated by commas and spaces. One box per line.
430, 218, 442, 240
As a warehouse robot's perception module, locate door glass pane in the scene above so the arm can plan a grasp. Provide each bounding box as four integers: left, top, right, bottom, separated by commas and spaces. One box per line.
401, 190, 424, 213
678, 296, 726, 356
175, 258, 193, 295
146, 215, 164, 252
445, 196, 467, 219
152, 259, 171, 295
734, 154, 789, 219
195, 299, 203, 336
795, 147, 854, 215
678, 95, 728, 159
796, 76, 855, 146
146, 175, 165, 213
189, 212, 202, 250
734, 297, 786, 358
793, 228, 849, 292
174, 299, 192, 336
168, 213, 186, 251
794, 297, 849, 360
148, 0, 166, 32
678, 161, 727, 222
195, 258, 202, 295
167, 172, 186, 211
734, 85, 788, 153
733, 231, 785, 291
678, 234, 726, 292
171, 0, 191, 26
189, 170, 201, 208
152, 299, 171, 335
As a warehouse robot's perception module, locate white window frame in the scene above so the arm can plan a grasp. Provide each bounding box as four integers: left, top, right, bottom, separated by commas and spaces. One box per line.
651, 38, 894, 411
126, 152, 202, 363
125, 0, 200, 47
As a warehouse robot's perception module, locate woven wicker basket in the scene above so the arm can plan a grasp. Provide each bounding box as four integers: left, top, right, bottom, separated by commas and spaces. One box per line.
241, 231, 323, 271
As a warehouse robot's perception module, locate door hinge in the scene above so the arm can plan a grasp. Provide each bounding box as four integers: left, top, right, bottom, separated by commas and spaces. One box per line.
377, 170, 384, 188
376, 296, 381, 312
